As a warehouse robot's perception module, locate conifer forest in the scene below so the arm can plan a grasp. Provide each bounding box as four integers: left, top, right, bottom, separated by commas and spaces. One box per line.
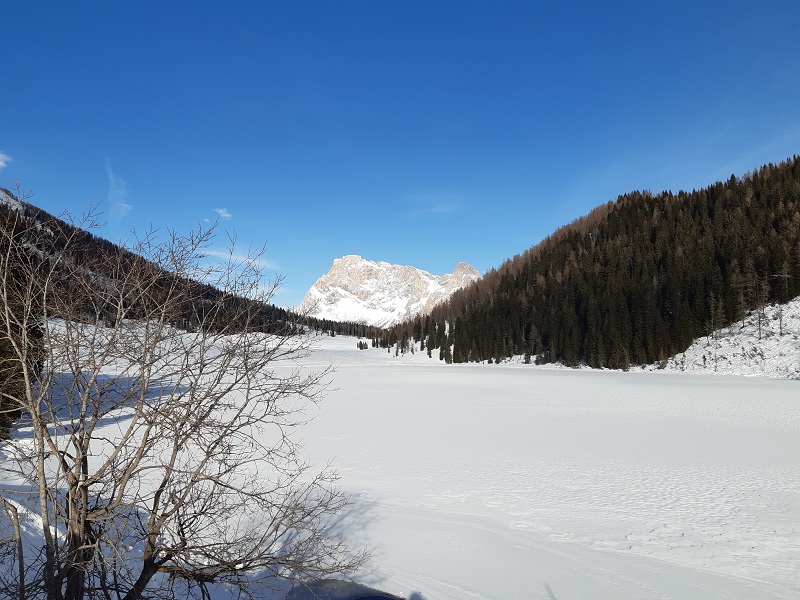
386, 156, 800, 368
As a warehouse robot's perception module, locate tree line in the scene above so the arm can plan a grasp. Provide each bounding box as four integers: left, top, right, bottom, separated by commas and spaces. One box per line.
383, 155, 800, 368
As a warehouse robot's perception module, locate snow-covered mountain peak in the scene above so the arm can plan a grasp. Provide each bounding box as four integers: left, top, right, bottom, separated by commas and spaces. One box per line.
298, 256, 479, 327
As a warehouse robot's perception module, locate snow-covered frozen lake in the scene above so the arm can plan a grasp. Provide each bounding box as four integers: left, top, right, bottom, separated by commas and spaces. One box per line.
300, 335, 800, 600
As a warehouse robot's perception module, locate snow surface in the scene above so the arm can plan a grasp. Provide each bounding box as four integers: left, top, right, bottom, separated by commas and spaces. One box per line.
0, 188, 24, 211
643, 296, 800, 379
3, 309, 799, 599
297, 335, 800, 600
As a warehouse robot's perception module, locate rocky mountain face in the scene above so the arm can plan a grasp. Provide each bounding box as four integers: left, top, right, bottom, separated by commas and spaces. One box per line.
298, 255, 480, 327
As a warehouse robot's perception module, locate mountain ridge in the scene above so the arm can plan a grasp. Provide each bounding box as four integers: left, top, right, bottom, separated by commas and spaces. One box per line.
298, 255, 479, 328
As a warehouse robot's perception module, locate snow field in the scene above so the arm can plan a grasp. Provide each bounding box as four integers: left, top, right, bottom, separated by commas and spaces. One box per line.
301, 335, 800, 599
3, 321, 798, 600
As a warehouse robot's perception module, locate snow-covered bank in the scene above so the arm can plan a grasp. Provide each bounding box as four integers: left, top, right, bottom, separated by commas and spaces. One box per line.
649, 296, 800, 378
302, 334, 800, 599
339, 295, 800, 379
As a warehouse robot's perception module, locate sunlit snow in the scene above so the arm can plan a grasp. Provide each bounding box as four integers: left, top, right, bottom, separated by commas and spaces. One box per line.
298, 334, 799, 600
646, 296, 800, 379
2, 304, 799, 599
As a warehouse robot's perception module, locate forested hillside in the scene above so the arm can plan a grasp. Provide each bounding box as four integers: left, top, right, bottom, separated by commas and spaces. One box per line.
0, 191, 296, 436
0, 189, 298, 331
386, 156, 800, 368
0, 189, 382, 435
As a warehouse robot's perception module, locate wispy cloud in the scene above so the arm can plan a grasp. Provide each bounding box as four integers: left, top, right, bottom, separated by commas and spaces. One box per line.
0, 152, 11, 170
105, 158, 132, 224
405, 192, 461, 217
213, 208, 232, 219
202, 248, 276, 270
196, 248, 281, 302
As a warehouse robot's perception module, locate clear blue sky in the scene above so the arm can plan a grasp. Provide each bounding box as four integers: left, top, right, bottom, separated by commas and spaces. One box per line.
3, 1, 800, 307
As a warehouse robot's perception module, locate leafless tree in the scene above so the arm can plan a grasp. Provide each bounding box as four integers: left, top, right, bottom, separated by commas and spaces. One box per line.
0, 190, 365, 600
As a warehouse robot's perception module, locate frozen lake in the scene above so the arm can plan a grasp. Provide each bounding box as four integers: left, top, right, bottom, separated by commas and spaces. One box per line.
301, 336, 800, 600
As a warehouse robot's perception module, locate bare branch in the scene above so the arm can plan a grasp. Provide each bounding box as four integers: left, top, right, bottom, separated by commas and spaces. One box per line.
0, 192, 365, 600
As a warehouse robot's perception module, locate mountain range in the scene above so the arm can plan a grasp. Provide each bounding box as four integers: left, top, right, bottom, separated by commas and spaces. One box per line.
4, 152, 800, 370
297, 255, 479, 328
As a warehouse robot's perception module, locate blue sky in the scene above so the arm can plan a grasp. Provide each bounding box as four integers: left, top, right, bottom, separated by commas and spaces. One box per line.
3, 1, 800, 308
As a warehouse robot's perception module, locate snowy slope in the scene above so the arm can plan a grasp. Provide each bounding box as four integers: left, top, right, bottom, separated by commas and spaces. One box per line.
297, 255, 479, 327
373, 293, 800, 380
0, 187, 25, 211
646, 296, 800, 378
